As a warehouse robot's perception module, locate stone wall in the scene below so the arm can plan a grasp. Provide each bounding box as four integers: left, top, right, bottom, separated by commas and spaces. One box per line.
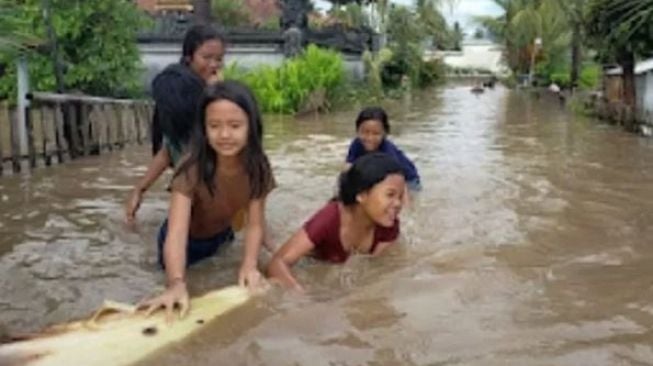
138, 42, 364, 91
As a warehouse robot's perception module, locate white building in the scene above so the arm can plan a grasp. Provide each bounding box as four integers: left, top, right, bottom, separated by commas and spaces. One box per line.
605, 58, 653, 117
426, 39, 508, 75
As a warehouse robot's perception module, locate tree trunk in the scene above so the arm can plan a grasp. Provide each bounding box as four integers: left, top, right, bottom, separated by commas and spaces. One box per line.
42, 0, 65, 93
619, 51, 636, 108
570, 21, 581, 89
193, 0, 212, 24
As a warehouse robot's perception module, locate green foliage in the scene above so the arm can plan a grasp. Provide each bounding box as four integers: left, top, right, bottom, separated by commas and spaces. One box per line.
211, 0, 250, 27
499, 73, 519, 88
549, 70, 571, 87
415, 0, 458, 50
328, 79, 379, 109
383, 5, 423, 87
578, 63, 600, 89
451, 22, 465, 50
224, 45, 344, 114
382, 5, 445, 90
0, 0, 39, 55
0, 0, 147, 100
363, 47, 393, 100
587, 0, 653, 62
538, 61, 600, 89
476, 0, 572, 74
329, 3, 369, 28
259, 16, 281, 30
417, 59, 446, 87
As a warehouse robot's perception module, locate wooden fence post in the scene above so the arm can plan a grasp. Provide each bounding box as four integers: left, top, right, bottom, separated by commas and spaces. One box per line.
66, 102, 80, 158
26, 107, 36, 168
9, 108, 21, 172
1, 93, 153, 176
53, 102, 68, 163
133, 104, 142, 144
80, 102, 91, 156
111, 104, 123, 148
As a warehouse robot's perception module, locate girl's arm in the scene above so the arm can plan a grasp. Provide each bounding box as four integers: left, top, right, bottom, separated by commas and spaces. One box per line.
125, 147, 171, 222
371, 241, 396, 256
141, 191, 192, 322
238, 198, 266, 288
266, 229, 315, 291
163, 192, 192, 284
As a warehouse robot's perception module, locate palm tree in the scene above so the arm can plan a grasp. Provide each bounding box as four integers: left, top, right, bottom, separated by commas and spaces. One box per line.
587, 0, 653, 107
607, 0, 653, 38
476, 0, 539, 73
554, 0, 586, 87
536, 0, 571, 77
476, 0, 571, 76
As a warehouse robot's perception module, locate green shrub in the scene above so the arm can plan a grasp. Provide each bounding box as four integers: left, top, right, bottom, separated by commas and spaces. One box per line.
499, 73, 518, 88
579, 63, 601, 90
550, 72, 571, 88
417, 59, 445, 87
224, 45, 344, 114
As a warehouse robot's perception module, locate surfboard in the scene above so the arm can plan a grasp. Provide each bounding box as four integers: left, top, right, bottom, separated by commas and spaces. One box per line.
0, 286, 250, 366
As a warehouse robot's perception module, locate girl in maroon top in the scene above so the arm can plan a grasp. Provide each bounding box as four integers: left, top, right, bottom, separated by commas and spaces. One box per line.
267, 152, 405, 291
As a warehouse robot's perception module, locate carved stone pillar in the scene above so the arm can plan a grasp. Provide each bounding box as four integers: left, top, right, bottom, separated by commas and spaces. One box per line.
280, 0, 309, 58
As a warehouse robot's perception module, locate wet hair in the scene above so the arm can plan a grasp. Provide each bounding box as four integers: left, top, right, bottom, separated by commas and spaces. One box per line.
180, 24, 225, 65
338, 152, 404, 206
355, 106, 390, 133
175, 80, 275, 198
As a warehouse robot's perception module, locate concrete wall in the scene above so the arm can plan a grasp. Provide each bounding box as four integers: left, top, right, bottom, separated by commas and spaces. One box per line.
138, 43, 285, 90
635, 72, 653, 117
138, 42, 364, 91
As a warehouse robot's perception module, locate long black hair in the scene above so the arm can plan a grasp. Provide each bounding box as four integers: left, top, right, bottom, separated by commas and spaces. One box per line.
175, 80, 275, 199
151, 25, 226, 155
338, 152, 404, 205
355, 106, 390, 133
180, 24, 226, 65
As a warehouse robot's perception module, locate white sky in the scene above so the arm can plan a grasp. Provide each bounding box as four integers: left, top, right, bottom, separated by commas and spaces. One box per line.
314, 0, 503, 33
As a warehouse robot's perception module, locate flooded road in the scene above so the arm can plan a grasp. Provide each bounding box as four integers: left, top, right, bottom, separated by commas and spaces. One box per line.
1, 85, 653, 365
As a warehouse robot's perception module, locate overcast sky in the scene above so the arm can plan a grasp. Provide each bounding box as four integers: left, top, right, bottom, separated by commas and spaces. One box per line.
314, 0, 503, 33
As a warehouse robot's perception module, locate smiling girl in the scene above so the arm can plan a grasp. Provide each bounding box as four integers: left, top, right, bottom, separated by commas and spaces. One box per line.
125, 25, 226, 223
345, 107, 421, 191
267, 153, 405, 290
141, 81, 275, 319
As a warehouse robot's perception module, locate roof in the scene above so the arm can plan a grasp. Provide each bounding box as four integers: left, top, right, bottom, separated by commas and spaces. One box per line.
605, 58, 653, 76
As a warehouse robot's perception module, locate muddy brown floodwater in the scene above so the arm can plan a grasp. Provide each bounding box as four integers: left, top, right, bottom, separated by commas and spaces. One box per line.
1, 85, 653, 365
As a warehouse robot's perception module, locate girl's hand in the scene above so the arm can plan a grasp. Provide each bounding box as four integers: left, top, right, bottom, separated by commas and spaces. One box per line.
125, 188, 143, 224
238, 265, 264, 290
139, 281, 189, 323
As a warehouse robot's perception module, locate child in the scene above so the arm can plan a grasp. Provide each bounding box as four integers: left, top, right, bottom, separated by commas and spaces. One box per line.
141, 81, 275, 319
344, 107, 421, 191
267, 152, 405, 291
125, 24, 226, 223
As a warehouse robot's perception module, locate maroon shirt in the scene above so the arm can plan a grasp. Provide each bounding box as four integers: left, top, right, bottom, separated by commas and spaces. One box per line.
303, 201, 400, 263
